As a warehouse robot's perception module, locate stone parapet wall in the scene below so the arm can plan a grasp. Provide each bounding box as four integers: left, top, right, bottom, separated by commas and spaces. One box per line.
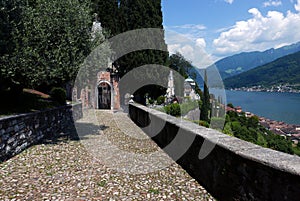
0, 103, 82, 162
129, 103, 300, 201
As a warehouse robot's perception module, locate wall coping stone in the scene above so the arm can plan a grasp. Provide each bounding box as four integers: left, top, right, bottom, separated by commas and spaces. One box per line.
0, 103, 81, 121
130, 103, 300, 176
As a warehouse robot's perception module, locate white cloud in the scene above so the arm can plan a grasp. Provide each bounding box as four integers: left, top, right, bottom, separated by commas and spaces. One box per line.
295, 0, 300, 11
167, 44, 181, 55
212, 1, 300, 56
196, 38, 207, 48
181, 45, 194, 56
225, 0, 234, 4
263, 0, 282, 7
165, 30, 214, 68
167, 43, 194, 58
167, 24, 207, 44
172, 24, 206, 31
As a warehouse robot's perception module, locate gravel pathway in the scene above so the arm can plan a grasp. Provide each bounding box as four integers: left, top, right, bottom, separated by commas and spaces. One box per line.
0, 110, 216, 200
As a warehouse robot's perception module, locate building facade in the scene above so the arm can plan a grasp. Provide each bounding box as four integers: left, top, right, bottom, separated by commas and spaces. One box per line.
96, 71, 120, 110
77, 70, 120, 110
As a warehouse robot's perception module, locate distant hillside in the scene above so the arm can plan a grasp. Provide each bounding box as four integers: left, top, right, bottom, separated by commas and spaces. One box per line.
210, 41, 300, 79
224, 51, 300, 88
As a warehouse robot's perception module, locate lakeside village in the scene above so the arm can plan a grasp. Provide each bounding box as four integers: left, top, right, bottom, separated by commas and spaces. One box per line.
230, 84, 300, 93
158, 71, 300, 146
227, 105, 300, 145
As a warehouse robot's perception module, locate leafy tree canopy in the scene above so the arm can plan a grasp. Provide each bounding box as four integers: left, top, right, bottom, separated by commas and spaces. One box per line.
1, 0, 93, 91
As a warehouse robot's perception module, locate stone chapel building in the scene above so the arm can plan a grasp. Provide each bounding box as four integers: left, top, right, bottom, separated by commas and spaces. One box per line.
75, 16, 120, 110
96, 70, 120, 110
77, 68, 120, 110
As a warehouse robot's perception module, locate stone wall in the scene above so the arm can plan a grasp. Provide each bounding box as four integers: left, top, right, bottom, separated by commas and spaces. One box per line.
0, 103, 82, 162
129, 103, 300, 201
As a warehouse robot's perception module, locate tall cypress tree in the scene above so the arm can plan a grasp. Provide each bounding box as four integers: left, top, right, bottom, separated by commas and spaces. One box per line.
92, 0, 169, 102
117, 0, 168, 101
92, 0, 119, 36
115, 0, 168, 71
200, 70, 211, 122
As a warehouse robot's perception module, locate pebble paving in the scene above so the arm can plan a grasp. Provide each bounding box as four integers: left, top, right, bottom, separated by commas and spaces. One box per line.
0, 110, 216, 200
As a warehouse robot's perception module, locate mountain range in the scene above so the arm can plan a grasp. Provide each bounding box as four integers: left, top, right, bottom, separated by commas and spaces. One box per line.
223, 50, 300, 89
211, 41, 300, 79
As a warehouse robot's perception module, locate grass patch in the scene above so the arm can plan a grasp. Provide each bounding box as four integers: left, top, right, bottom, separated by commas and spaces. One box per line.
292, 146, 300, 156
97, 180, 107, 187
148, 188, 160, 194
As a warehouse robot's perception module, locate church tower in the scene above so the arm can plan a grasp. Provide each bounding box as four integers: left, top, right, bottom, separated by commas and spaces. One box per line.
166, 70, 175, 98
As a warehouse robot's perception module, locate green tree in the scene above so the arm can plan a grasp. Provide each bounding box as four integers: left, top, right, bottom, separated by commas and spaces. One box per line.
164, 103, 181, 117
168, 52, 190, 96
247, 116, 259, 128
200, 70, 210, 122
3, 0, 92, 90
113, 0, 169, 102
266, 134, 294, 154
223, 122, 234, 136
92, 0, 119, 36
227, 103, 234, 109
0, 0, 24, 91
225, 109, 295, 155
168, 52, 203, 102
257, 133, 268, 147
91, 0, 170, 103
169, 52, 192, 78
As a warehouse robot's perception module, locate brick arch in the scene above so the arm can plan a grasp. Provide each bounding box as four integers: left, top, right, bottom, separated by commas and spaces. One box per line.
97, 81, 113, 109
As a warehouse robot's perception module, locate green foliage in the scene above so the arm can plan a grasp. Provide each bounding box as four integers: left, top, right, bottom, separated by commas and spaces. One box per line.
94, 0, 169, 101
256, 133, 268, 147
223, 122, 234, 136
163, 100, 199, 117
148, 98, 155, 105
214, 42, 300, 79
92, 0, 119, 35
210, 117, 226, 130
168, 52, 203, 97
224, 110, 295, 155
50, 87, 67, 105
169, 52, 191, 78
248, 116, 259, 127
93, 0, 169, 104
1, 0, 92, 89
148, 188, 160, 194
97, 180, 107, 187
292, 145, 300, 156
164, 103, 181, 117
224, 51, 300, 88
200, 70, 210, 122
180, 100, 199, 116
197, 120, 210, 128
266, 134, 294, 154
227, 103, 234, 108
156, 96, 165, 105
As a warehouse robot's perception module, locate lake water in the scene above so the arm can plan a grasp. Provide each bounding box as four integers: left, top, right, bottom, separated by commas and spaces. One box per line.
226, 90, 300, 125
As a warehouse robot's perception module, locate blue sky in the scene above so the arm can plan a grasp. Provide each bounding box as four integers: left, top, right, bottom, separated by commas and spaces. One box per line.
162, 0, 300, 64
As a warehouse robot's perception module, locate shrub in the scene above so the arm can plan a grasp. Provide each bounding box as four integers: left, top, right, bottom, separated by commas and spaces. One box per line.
50, 87, 66, 105
156, 96, 165, 105
164, 103, 181, 117
180, 100, 199, 115
194, 120, 209, 128
148, 98, 155, 104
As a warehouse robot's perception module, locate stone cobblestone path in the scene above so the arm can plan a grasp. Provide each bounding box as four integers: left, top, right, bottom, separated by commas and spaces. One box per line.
0, 110, 216, 200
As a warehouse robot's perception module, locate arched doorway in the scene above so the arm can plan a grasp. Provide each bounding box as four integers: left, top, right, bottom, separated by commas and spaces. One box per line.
98, 82, 111, 109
